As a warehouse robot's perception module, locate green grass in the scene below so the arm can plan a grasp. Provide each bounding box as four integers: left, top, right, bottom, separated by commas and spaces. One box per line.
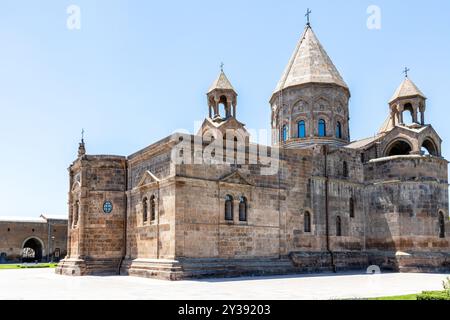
0, 263, 58, 269
369, 294, 419, 300
369, 291, 449, 300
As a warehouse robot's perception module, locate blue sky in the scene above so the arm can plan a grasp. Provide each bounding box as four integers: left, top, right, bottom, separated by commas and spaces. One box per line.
0, 0, 449, 217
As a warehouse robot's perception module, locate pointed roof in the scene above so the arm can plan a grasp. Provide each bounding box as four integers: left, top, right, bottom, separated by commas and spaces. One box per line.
389, 78, 426, 103
273, 25, 348, 97
378, 115, 396, 134
208, 70, 236, 93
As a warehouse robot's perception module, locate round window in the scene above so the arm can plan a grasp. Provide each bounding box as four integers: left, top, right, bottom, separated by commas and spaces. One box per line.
103, 201, 113, 214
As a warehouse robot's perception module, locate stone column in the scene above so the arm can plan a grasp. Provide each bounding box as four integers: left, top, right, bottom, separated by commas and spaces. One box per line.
214, 97, 220, 118
412, 103, 419, 123
398, 104, 404, 125
288, 114, 292, 139
391, 111, 396, 126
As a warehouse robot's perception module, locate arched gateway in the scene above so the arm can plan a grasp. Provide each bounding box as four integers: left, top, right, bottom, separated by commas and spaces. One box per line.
22, 237, 44, 263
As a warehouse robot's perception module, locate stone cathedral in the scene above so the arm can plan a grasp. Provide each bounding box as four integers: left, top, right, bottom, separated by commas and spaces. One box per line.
56, 23, 450, 279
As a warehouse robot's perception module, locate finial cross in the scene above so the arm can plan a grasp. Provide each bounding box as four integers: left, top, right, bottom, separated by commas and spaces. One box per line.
81, 128, 85, 142
305, 8, 312, 26
220, 62, 224, 72
403, 67, 410, 78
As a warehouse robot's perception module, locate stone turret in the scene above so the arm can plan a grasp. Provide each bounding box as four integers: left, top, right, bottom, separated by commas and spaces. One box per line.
270, 24, 350, 148
198, 68, 249, 142
78, 139, 86, 158
207, 69, 238, 121
389, 76, 427, 126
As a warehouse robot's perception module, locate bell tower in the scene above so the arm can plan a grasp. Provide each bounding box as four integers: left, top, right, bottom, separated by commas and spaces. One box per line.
207, 65, 238, 122
388, 70, 427, 126
197, 66, 249, 143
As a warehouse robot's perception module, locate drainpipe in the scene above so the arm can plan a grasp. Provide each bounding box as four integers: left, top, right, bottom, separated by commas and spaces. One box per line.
47, 221, 51, 263
156, 182, 160, 260
118, 160, 128, 275
323, 145, 336, 273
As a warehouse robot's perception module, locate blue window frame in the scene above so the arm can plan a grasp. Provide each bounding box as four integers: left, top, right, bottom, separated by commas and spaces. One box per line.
318, 119, 326, 137
298, 121, 306, 138
103, 201, 113, 214
282, 125, 289, 142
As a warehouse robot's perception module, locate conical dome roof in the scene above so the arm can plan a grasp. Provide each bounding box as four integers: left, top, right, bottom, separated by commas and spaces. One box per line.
389, 77, 426, 103
273, 25, 348, 98
208, 70, 235, 93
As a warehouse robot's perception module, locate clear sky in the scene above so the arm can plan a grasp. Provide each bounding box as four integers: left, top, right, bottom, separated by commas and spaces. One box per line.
0, 0, 449, 217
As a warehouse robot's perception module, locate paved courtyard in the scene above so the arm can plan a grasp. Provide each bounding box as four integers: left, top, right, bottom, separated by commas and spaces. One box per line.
0, 268, 448, 300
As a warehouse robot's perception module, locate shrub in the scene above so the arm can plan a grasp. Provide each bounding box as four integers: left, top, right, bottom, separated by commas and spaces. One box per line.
417, 291, 450, 301
443, 277, 450, 293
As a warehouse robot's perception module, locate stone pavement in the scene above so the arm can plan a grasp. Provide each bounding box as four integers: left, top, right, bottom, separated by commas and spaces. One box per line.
0, 269, 448, 300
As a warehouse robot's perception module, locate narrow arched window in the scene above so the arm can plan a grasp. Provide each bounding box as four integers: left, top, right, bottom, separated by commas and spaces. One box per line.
343, 161, 348, 178
350, 197, 355, 218
142, 197, 148, 223
336, 216, 342, 237
150, 195, 156, 222
73, 200, 79, 228
239, 196, 247, 222
225, 195, 234, 221
282, 125, 289, 142
318, 119, 326, 137
304, 211, 311, 233
439, 211, 446, 238
298, 121, 306, 138
336, 121, 342, 139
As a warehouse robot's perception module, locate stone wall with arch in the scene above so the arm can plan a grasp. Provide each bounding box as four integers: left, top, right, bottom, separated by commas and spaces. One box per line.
0, 218, 67, 263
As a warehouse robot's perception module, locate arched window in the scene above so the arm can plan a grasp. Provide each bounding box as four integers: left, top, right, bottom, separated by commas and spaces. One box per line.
403, 103, 415, 124
336, 122, 342, 139
142, 197, 148, 223
298, 121, 306, 138
421, 139, 438, 157
150, 195, 156, 222
349, 197, 355, 218
386, 140, 412, 157
282, 125, 289, 142
239, 196, 247, 222
73, 201, 79, 228
343, 161, 348, 178
225, 195, 234, 221
439, 211, 446, 238
336, 216, 342, 237
304, 211, 311, 233
318, 119, 326, 137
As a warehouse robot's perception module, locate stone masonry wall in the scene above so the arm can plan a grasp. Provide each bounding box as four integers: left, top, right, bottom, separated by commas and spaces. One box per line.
364, 156, 450, 252
0, 221, 67, 262
67, 156, 127, 261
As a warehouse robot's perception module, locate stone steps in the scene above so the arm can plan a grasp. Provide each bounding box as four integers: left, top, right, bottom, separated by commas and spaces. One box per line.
84, 259, 121, 275
122, 258, 299, 280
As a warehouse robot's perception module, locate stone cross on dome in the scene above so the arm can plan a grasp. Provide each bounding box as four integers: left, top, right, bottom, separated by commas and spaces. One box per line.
305, 8, 312, 26
403, 67, 410, 78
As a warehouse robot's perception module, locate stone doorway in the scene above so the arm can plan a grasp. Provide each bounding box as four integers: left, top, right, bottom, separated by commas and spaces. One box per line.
22, 238, 43, 263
